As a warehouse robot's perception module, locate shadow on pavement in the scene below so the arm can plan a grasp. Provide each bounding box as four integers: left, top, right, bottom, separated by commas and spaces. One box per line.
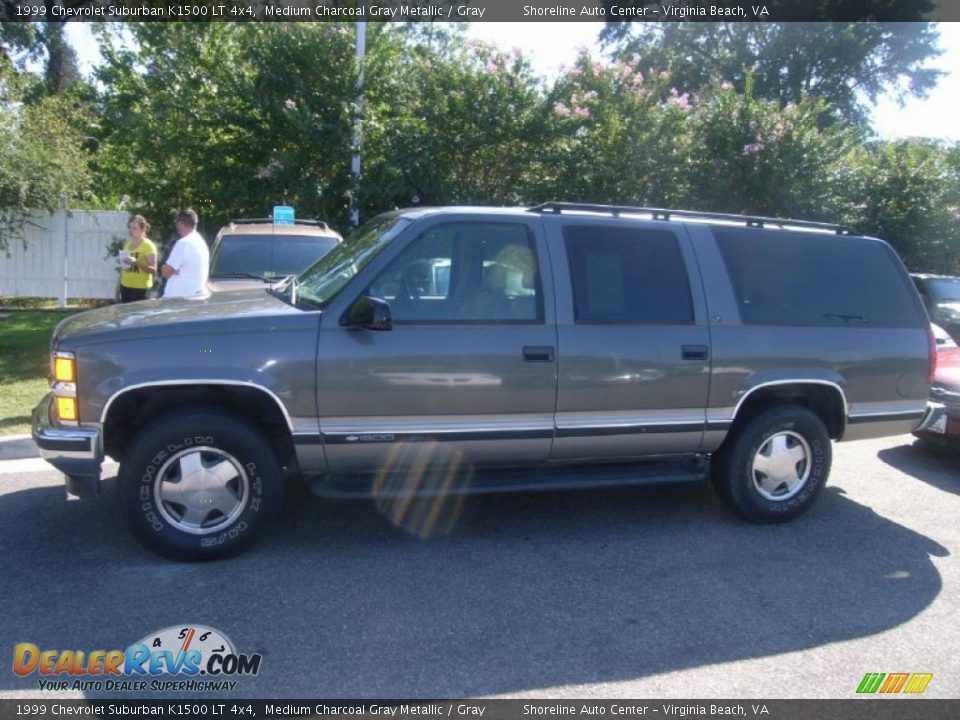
878, 440, 960, 496
0, 474, 948, 698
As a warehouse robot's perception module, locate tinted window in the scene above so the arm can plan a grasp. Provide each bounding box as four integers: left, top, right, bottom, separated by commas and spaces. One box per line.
368, 222, 542, 323
564, 226, 694, 324
211, 234, 339, 279
715, 228, 924, 328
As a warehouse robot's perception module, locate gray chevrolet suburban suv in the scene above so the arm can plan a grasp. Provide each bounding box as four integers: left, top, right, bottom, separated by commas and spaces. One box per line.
33, 203, 944, 559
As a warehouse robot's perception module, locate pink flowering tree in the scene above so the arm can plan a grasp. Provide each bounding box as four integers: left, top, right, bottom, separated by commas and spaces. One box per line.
686, 76, 863, 220
532, 53, 694, 207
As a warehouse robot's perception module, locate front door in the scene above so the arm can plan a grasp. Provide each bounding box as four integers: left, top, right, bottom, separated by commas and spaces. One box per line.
316, 217, 557, 480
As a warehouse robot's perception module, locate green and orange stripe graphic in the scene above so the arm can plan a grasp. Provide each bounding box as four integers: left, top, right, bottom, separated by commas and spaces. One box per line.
857, 672, 933, 694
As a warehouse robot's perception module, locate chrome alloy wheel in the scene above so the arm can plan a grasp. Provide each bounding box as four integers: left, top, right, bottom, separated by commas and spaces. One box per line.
751, 431, 812, 501
153, 447, 249, 535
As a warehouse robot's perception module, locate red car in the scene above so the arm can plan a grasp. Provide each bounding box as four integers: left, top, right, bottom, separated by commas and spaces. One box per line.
915, 324, 960, 447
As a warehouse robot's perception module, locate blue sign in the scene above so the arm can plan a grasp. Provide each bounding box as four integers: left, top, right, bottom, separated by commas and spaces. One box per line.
273, 205, 295, 225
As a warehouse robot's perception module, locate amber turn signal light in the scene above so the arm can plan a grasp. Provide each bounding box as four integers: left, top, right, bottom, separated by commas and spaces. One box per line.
54, 356, 76, 383
55, 396, 78, 422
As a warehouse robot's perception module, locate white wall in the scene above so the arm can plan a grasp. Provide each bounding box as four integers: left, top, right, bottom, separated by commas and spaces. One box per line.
0, 209, 129, 304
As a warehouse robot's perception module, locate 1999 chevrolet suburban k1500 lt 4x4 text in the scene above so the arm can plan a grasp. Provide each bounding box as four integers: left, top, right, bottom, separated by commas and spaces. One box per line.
33, 203, 945, 558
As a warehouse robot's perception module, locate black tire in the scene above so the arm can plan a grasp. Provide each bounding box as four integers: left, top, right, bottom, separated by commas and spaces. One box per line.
118, 411, 283, 560
711, 405, 831, 523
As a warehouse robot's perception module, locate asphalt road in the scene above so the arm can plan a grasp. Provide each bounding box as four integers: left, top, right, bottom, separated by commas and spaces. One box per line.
1, 435, 958, 700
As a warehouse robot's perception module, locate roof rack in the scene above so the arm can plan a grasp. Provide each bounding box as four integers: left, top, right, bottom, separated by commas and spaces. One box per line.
229, 218, 329, 230
527, 202, 857, 236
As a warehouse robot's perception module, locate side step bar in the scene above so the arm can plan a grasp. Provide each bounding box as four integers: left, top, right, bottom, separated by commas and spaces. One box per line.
309, 457, 708, 499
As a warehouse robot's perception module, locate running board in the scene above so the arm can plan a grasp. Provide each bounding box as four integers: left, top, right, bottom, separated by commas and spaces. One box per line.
309, 457, 707, 499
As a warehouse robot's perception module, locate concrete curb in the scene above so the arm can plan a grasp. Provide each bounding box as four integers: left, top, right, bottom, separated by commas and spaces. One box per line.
0, 434, 40, 461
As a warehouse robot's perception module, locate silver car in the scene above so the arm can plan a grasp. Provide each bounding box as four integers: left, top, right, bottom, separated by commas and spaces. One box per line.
207, 218, 342, 292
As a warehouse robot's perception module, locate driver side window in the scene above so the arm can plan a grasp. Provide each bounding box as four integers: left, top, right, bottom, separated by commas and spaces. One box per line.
367, 222, 542, 323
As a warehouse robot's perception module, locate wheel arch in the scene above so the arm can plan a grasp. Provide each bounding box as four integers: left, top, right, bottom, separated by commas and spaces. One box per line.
729, 379, 849, 440
102, 381, 296, 468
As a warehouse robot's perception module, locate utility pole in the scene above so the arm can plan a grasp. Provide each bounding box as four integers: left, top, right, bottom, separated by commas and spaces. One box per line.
58, 194, 68, 308
350, 22, 366, 228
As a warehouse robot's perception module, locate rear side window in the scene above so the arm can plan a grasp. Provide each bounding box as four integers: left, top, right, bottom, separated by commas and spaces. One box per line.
564, 225, 694, 324
714, 228, 924, 328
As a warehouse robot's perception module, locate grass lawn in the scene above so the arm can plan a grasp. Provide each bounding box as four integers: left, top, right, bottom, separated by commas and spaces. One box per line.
0, 310, 76, 435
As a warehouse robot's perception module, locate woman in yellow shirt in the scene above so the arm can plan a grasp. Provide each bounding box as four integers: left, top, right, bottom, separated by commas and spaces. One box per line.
119, 215, 158, 303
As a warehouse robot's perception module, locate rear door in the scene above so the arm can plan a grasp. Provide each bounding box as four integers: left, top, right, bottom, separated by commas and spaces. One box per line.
544, 216, 711, 460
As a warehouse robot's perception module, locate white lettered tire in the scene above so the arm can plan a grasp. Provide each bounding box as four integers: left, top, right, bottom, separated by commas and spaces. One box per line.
118, 411, 283, 559
711, 406, 832, 523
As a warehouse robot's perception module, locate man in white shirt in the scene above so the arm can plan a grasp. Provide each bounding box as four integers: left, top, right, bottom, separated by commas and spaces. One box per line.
162, 208, 210, 298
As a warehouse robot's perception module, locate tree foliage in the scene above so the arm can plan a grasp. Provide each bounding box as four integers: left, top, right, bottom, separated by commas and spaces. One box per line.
362, 27, 548, 211
0, 57, 92, 253
32, 20, 956, 275
94, 23, 360, 241
843, 140, 960, 273
686, 77, 864, 219
532, 56, 693, 206
602, 19, 942, 124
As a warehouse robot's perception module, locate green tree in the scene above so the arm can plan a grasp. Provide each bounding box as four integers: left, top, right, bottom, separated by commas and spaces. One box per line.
240, 23, 358, 226
603, 19, 942, 124
40, 20, 82, 96
530, 54, 693, 207
0, 58, 92, 252
361, 28, 549, 214
686, 78, 863, 220
94, 23, 360, 239
844, 139, 960, 273
0, 6, 86, 96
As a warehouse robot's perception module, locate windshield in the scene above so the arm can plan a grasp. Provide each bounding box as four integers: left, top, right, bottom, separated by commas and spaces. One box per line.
927, 278, 960, 303
295, 215, 411, 308
210, 234, 340, 279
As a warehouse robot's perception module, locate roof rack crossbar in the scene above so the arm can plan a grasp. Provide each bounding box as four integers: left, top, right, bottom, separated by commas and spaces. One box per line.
230, 218, 329, 230
526, 202, 856, 235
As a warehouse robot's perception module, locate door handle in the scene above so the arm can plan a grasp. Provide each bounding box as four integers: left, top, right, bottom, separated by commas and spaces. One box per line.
523, 346, 555, 362
682, 344, 709, 360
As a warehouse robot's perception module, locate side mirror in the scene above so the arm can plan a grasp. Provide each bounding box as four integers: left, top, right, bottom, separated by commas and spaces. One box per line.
340, 295, 392, 331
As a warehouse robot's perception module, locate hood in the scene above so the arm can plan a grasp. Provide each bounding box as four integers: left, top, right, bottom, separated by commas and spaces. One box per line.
207, 278, 280, 294
53, 289, 310, 348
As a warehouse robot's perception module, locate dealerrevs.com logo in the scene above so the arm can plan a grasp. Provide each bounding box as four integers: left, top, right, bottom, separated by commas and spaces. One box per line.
13, 625, 262, 693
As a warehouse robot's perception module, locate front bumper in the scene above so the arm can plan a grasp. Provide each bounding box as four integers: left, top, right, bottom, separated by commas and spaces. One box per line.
32, 393, 104, 495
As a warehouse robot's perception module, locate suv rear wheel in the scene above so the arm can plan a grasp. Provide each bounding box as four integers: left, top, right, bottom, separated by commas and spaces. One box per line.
711, 406, 831, 523
118, 411, 283, 559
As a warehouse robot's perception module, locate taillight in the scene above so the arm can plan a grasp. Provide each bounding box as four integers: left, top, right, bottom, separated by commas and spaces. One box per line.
928, 329, 937, 384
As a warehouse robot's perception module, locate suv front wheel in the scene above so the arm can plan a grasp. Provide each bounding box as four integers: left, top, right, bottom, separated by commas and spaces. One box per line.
711, 406, 831, 523
118, 411, 283, 559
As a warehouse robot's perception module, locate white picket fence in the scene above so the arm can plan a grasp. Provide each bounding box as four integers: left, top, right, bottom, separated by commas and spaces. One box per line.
0, 208, 130, 304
